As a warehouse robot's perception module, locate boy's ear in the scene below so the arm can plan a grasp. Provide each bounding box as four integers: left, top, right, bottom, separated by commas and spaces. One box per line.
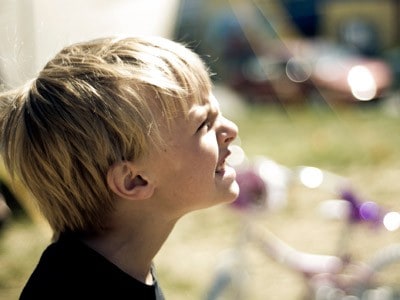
107, 161, 154, 200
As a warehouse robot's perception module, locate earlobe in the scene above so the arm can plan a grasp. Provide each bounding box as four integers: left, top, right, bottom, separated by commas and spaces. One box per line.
107, 162, 155, 200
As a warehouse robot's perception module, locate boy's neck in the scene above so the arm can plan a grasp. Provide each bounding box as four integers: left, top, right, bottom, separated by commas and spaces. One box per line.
82, 216, 177, 283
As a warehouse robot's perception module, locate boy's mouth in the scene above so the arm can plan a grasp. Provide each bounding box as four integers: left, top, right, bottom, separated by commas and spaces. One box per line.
216, 149, 233, 175
215, 161, 225, 174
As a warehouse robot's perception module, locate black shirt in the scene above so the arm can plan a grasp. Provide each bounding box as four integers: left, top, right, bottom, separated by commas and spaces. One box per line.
20, 234, 165, 300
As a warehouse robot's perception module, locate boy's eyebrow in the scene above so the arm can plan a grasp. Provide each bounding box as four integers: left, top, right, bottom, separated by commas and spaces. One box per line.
189, 105, 208, 122
209, 102, 221, 119
188, 94, 221, 121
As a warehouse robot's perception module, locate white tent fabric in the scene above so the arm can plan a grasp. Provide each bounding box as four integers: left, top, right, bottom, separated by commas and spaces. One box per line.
0, 0, 181, 87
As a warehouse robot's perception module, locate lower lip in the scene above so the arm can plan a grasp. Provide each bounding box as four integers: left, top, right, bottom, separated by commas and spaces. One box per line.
216, 165, 236, 180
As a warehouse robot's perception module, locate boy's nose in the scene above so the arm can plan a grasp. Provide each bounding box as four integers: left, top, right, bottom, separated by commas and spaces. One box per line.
219, 117, 238, 145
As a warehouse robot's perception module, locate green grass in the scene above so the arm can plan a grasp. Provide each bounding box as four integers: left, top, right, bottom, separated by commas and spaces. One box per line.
2, 101, 400, 300
0, 218, 49, 300
236, 103, 400, 170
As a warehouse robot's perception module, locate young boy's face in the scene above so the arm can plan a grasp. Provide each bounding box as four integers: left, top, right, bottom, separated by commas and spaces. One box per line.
147, 93, 239, 218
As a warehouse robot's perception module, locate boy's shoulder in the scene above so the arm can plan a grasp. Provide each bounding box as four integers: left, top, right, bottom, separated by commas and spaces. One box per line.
20, 234, 159, 300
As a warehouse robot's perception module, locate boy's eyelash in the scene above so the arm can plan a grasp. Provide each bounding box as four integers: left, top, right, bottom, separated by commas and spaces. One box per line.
197, 112, 218, 132
197, 118, 212, 132
198, 120, 209, 131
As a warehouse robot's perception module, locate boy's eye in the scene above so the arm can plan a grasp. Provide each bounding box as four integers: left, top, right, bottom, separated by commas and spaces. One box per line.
197, 120, 211, 132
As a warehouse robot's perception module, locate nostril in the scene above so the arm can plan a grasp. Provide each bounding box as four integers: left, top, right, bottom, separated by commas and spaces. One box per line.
219, 132, 235, 144
225, 136, 236, 143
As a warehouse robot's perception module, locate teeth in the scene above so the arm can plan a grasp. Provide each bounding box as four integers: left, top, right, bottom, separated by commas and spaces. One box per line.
216, 162, 225, 172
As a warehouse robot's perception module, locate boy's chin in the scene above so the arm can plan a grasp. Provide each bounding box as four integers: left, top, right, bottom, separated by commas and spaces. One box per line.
218, 183, 241, 206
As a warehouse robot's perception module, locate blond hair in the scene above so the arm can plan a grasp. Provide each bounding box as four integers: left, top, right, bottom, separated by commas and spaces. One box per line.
0, 36, 212, 236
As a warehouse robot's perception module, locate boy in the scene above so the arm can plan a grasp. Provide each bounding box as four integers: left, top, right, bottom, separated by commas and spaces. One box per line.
0, 36, 239, 299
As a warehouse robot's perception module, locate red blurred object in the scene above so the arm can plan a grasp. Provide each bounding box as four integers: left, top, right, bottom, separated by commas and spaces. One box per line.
230, 38, 393, 105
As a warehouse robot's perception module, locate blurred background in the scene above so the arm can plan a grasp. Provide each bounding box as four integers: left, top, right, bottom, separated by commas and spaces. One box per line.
1, 0, 400, 299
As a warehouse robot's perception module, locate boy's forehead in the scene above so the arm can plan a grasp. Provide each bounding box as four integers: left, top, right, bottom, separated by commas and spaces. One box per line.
210, 94, 220, 109
188, 93, 219, 115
